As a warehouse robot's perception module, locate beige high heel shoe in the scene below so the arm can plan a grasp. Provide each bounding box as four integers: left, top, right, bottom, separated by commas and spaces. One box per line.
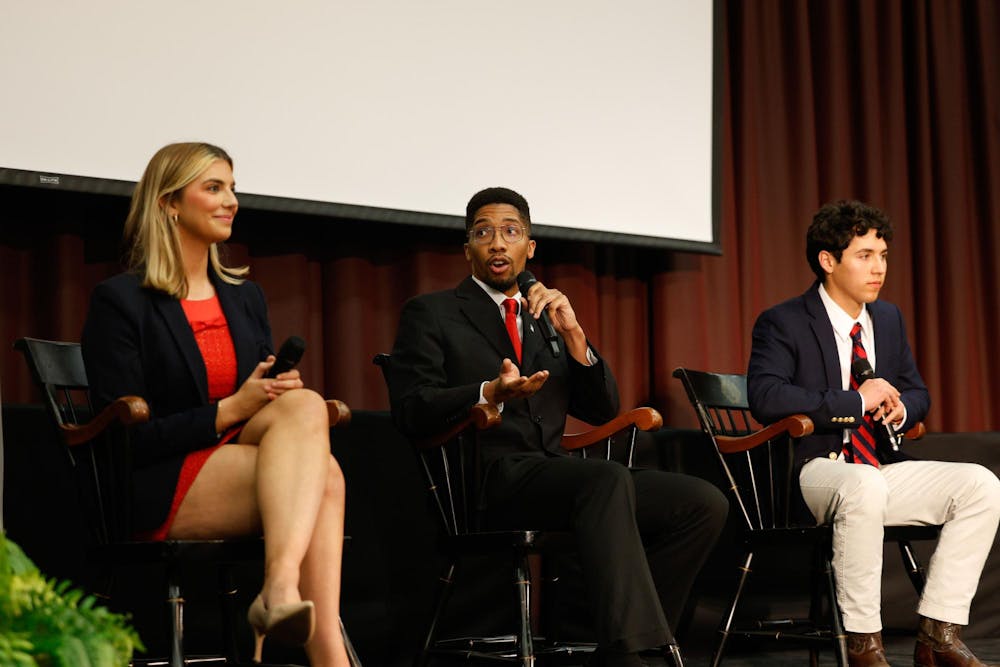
247, 594, 316, 662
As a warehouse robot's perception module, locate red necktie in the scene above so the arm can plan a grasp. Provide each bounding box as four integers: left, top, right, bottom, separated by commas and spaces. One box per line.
847, 322, 880, 467
503, 298, 522, 364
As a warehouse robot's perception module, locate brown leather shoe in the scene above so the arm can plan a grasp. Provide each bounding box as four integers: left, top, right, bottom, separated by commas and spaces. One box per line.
914, 616, 999, 667
847, 631, 891, 667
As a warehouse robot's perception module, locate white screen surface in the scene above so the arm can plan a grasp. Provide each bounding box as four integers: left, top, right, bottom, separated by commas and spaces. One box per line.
0, 1, 716, 248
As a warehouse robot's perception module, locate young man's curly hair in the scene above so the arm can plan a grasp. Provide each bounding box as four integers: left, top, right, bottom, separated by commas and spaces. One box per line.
806, 200, 894, 282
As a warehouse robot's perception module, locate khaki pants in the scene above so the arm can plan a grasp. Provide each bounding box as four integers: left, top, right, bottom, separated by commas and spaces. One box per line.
799, 457, 1000, 632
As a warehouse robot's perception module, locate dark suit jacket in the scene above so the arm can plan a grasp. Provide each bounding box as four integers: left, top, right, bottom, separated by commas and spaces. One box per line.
387, 276, 620, 469
81, 270, 274, 531
747, 282, 930, 470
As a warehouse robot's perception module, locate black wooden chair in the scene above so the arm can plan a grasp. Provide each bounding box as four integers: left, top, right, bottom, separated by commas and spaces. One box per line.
14, 336, 355, 667
374, 353, 678, 667
671, 367, 940, 667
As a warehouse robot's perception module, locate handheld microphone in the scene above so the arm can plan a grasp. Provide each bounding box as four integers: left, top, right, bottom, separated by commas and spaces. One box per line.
516, 270, 560, 358
265, 335, 306, 378
851, 358, 902, 451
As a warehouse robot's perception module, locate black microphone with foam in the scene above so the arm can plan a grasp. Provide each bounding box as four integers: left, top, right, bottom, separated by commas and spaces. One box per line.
516, 270, 560, 358
265, 335, 306, 378
851, 358, 902, 451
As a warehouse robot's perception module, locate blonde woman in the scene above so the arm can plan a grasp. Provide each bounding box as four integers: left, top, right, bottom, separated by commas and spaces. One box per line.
82, 142, 352, 666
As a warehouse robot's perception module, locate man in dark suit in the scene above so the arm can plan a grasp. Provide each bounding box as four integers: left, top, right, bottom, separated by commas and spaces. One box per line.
747, 200, 1000, 667
387, 187, 728, 666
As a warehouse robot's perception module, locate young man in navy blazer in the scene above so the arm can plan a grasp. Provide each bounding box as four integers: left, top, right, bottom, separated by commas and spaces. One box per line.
387, 187, 728, 666
747, 200, 1000, 667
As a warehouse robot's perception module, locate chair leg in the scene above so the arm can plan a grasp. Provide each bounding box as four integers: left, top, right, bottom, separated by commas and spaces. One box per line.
514, 556, 535, 667
819, 555, 847, 667
662, 642, 684, 667
166, 576, 184, 667
711, 551, 753, 667
341, 617, 363, 667
415, 561, 457, 667
897, 540, 927, 594
658, 607, 681, 666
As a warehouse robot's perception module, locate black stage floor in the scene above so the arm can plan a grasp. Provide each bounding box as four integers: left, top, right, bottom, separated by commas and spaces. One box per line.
646, 636, 1000, 666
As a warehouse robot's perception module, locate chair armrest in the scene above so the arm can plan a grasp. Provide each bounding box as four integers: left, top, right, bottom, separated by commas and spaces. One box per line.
714, 414, 814, 454
560, 407, 663, 452
413, 404, 502, 450
712, 417, 924, 454
65, 397, 352, 447
326, 399, 351, 427
62, 396, 151, 447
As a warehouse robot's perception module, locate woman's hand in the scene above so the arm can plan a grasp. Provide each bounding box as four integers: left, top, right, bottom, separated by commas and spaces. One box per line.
260, 354, 305, 400
215, 356, 305, 432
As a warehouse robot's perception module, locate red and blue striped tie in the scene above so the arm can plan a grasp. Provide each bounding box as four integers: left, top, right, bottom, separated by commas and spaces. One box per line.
847, 322, 880, 467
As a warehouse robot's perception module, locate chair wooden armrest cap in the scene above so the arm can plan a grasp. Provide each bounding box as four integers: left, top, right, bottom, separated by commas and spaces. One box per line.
63, 395, 151, 447
561, 407, 663, 451
714, 414, 814, 454
67, 397, 350, 445
414, 403, 502, 450
326, 399, 351, 427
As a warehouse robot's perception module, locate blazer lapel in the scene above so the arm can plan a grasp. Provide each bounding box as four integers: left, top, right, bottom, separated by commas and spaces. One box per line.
804, 284, 844, 390
456, 277, 520, 363
151, 291, 210, 404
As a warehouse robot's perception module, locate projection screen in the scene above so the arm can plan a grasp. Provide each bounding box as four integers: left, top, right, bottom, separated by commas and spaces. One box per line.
0, 1, 719, 251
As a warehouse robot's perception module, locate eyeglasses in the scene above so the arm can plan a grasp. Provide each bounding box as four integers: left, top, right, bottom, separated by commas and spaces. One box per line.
468, 223, 527, 245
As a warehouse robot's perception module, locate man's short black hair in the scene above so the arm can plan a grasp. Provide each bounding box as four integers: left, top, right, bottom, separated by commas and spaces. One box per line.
465, 187, 532, 233
806, 200, 894, 282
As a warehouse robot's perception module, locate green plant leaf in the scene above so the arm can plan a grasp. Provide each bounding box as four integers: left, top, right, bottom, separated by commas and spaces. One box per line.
1, 533, 142, 666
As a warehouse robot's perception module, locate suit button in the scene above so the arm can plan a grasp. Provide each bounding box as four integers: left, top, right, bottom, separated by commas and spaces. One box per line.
534, 416, 543, 423
829, 452, 839, 460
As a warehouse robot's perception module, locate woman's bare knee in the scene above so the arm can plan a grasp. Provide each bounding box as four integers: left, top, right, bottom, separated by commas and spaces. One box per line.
242, 388, 330, 445
273, 389, 330, 431
272, 388, 328, 429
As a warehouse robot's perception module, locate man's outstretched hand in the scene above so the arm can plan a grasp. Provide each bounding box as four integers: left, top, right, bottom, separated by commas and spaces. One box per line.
483, 358, 549, 405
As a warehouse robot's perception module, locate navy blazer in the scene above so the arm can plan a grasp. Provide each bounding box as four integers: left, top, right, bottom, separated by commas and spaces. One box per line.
386, 276, 620, 469
747, 282, 930, 470
81, 270, 274, 531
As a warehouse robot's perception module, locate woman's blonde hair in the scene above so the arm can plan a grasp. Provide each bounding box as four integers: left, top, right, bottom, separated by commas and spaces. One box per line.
124, 142, 248, 298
